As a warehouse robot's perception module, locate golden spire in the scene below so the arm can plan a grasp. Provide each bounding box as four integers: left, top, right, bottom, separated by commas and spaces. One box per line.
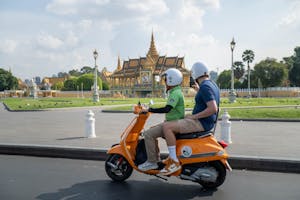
117, 55, 122, 71
147, 31, 159, 59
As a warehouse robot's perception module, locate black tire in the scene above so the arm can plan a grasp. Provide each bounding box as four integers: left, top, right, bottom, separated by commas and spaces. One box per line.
105, 154, 133, 182
197, 161, 226, 189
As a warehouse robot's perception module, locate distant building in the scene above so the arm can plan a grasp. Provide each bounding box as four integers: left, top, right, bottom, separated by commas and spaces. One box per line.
210, 71, 218, 83
24, 79, 30, 86
34, 77, 41, 85
42, 76, 68, 88
109, 32, 191, 97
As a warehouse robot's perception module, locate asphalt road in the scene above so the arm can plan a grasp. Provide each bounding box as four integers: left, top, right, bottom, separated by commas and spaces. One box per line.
0, 155, 299, 200
1, 104, 300, 159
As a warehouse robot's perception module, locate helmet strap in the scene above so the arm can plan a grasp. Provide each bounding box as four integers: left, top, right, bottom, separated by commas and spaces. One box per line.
196, 76, 209, 85
166, 85, 172, 91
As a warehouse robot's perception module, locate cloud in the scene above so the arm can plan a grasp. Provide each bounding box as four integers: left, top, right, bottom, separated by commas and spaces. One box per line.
279, 13, 297, 26
200, 0, 220, 10
125, 0, 169, 15
179, 0, 220, 28
36, 32, 63, 49
1, 0, 224, 79
0, 39, 18, 53
65, 31, 79, 46
46, 0, 169, 21
180, 0, 205, 26
278, 1, 300, 27
77, 19, 93, 31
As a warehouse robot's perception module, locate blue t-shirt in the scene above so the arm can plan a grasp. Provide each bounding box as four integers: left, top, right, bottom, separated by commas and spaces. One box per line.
192, 80, 220, 131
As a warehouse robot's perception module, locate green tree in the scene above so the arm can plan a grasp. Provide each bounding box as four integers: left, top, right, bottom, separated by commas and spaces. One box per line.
288, 47, 300, 86
217, 70, 231, 89
62, 77, 78, 91
102, 81, 110, 90
252, 58, 287, 88
76, 74, 102, 91
289, 62, 300, 86
233, 61, 245, 80
242, 49, 255, 97
80, 66, 94, 74
0, 68, 18, 91
57, 72, 68, 78
51, 81, 64, 90
69, 69, 81, 77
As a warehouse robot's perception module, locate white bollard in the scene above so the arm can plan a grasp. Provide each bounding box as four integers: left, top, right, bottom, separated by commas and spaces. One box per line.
220, 109, 232, 144
85, 110, 96, 138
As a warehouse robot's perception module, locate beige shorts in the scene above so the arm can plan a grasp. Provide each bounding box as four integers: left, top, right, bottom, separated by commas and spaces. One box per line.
177, 118, 204, 134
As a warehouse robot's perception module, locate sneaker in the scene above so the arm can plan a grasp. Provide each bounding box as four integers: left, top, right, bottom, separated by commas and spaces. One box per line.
138, 161, 158, 171
160, 157, 181, 175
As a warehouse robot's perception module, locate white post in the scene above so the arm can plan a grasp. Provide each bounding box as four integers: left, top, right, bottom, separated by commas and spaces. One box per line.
85, 110, 96, 138
220, 109, 232, 144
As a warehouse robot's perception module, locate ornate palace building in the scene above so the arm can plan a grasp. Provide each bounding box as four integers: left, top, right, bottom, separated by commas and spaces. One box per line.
109, 33, 191, 97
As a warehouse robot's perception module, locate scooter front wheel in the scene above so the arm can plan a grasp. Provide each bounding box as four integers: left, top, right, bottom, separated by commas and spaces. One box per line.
105, 154, 133, 182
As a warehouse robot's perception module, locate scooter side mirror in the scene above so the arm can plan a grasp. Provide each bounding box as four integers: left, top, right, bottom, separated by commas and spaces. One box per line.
149, 99, 154, 106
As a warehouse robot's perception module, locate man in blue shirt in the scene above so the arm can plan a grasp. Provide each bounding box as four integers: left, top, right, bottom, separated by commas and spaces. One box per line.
160, 61, 220, 175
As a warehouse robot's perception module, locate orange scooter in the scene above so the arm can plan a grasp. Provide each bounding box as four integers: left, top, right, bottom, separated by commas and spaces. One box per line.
105, 103, 232, 189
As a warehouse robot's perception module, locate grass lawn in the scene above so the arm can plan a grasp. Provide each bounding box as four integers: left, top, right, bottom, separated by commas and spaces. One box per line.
1, 97, 164, 110
221, 107, 300, 119
1, 97, 300, 119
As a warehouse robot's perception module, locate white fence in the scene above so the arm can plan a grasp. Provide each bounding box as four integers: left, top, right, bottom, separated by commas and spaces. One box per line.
221, 87, 300, 93
220, 87, 300, 97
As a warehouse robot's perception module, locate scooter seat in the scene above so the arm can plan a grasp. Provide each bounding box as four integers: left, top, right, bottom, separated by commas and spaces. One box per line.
176, 130, 213, 140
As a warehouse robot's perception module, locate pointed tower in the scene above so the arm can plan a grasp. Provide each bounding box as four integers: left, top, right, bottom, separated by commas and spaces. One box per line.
117, 55, 122, 71
146, 31, 159, 61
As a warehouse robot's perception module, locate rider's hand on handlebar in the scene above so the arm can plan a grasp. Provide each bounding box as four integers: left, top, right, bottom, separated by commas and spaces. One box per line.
140, 108, 149, 114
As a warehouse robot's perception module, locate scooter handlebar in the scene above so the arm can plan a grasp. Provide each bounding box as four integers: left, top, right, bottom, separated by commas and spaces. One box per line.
133, 104, 149, 115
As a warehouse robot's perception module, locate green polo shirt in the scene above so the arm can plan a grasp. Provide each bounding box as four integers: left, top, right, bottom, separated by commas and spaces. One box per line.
165, 86, 185, 121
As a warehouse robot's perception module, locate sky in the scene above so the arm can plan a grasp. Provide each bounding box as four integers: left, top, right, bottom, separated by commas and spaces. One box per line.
1, 0, 300, 80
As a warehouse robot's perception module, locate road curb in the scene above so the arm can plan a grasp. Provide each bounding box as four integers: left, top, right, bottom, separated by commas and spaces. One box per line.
1, 144, 300, 174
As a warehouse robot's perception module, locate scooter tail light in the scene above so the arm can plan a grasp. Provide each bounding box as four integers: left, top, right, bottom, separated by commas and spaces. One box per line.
218, 140, 228, 149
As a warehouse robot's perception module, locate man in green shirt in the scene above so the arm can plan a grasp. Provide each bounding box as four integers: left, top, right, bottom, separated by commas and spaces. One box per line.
138, 68, 185, 171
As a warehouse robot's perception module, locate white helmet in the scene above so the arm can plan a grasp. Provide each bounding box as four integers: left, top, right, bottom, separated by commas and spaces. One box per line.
191, 62, 209, 80
162, 68, 183, 86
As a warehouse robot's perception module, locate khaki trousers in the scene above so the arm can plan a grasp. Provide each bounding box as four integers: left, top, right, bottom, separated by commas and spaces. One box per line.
143, 123, 164, 163
143, 119, 204, 163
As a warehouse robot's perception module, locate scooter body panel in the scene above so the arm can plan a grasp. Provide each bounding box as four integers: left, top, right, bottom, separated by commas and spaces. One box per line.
176, 135, 229, 165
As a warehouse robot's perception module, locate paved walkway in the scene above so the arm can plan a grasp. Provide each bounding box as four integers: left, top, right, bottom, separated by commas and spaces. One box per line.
0, 102, 300, 160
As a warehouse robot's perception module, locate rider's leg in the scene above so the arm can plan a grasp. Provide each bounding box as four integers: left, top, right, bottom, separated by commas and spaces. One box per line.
138, 124, 163, 171
144, 123, 163, 163
163, 121, 180, 162
160, 119, 204, 175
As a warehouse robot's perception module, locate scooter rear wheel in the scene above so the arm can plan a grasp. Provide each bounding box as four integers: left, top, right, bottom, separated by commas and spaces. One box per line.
105, 154, 133, 182
197, 161, 226, 189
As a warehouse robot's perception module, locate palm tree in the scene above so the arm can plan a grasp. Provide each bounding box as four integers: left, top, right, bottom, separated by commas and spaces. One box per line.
242, 50, 255, 97
233, 61, 245, 80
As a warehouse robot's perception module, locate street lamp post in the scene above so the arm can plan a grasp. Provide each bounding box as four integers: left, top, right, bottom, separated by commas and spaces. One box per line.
228, 38, 237, 103
93, 49, 100, 102
154, 75, 160, 98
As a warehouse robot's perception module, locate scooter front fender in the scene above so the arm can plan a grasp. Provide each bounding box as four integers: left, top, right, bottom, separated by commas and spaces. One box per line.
107, 144, 124, 156
106, 144, 137, 168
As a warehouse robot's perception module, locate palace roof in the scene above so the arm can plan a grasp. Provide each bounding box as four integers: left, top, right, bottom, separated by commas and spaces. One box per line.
111, 32, 189, 78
